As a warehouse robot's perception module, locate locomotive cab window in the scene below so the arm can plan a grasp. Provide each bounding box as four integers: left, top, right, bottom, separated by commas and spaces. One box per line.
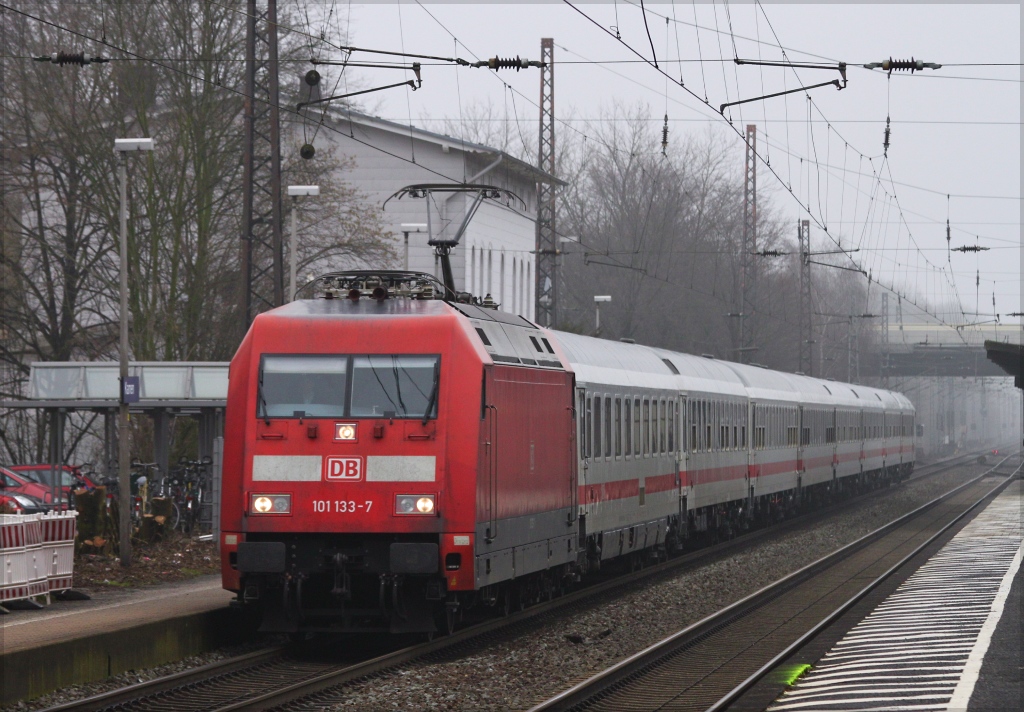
258, 355, 348, 418
258, 354, 440, 420
351, 355, 440, 419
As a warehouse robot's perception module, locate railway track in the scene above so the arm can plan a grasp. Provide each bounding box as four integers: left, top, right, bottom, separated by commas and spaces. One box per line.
528, 451, 1021, 712
42, 450, 997, 712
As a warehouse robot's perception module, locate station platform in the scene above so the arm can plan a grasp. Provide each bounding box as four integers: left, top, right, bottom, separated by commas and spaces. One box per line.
769, 478, 1022, 711
0, 574, 246, 705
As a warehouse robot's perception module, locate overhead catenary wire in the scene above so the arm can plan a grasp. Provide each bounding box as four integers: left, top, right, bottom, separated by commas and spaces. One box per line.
569, 0, 991, 329
14, 0, 1007, 327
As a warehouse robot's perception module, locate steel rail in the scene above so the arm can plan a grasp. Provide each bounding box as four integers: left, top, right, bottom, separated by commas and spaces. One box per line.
41, 646, 287, 712
42, 450, 984, 712
528, 451, 1019, 712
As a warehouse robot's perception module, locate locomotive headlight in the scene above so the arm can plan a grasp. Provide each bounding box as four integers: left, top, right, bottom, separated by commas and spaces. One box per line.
395, 494, 435, 515
251, 493, 291, 514
335, 423, 357, 441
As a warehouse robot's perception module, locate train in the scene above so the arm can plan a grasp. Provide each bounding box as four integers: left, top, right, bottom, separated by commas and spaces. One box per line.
220, 271, 916, 635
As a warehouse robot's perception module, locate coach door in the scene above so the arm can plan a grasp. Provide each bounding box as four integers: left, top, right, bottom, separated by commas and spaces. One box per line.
678, 394, 688, 513
577, 388, 589, 516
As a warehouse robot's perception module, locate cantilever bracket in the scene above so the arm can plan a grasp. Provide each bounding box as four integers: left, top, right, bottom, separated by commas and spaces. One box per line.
297, 78, 418, 111
721, 61, 847, 115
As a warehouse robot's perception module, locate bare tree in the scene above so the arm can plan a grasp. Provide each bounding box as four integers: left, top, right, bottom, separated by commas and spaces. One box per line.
557, 104, 867, 372
0, 0, 392, 463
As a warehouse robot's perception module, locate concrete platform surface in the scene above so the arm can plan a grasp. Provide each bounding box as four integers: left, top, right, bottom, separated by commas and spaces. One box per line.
768, 478, 1022, 711
1, 575, 246, 705
0, 574, 233, 654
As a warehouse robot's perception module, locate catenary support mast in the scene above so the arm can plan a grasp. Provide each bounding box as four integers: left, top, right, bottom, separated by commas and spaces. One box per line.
240, 0, 285, 336
740, 125, 757, 363
799, 219, 813, 375
535, 38, 557, 326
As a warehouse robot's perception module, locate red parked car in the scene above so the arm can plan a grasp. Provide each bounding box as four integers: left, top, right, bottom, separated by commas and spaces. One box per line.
9, 464, 95, 501
0, 467, 53, 511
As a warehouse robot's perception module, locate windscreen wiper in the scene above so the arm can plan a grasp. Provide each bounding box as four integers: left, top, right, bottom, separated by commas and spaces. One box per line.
257, 376, 270, 425
391, 357, 408, 415
422, 360, 440, 426
368, 360, 401, 414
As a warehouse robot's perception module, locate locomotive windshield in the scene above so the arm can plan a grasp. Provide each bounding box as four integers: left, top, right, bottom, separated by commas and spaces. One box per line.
257, 354, 439, 420
351, 355, 438, 419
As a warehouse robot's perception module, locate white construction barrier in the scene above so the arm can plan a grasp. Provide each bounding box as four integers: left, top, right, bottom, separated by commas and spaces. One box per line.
24, 514, 49, 601
41, 511, 77, 592
1, 514, 31, 604
1, 511, 77, 608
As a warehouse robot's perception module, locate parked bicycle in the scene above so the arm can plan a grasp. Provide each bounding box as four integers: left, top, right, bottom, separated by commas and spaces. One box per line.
100, 460, 158, 524
164, 456, 212, 533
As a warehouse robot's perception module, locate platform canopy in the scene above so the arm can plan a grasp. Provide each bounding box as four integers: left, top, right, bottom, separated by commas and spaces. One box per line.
12, 361, 228, 410
984, 340, 1023, 389
1, 362, 229, 494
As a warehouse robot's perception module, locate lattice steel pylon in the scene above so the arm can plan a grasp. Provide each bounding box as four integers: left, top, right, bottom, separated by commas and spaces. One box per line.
739, 125, 757, 363
798, 219, 813, 376
880, 292, 890, 388
535, 38, 557, 327
240, 0, 284, 335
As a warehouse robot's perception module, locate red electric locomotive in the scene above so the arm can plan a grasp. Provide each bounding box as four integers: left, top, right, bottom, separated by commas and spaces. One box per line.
221, 272, 575, 633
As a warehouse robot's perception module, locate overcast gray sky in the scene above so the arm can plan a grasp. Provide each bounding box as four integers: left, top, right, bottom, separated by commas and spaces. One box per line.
302, 2, 1021, 327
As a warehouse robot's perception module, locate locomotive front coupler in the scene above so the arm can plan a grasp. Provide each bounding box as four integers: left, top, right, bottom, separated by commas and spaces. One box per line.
379, 573, 409, 619
330, 553, 352, 599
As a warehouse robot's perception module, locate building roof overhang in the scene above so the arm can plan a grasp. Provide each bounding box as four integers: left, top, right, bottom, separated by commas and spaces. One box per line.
327, 107, 566, 186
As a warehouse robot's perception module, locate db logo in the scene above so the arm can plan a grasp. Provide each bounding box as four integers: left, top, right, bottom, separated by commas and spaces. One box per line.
325, 457, 362, 481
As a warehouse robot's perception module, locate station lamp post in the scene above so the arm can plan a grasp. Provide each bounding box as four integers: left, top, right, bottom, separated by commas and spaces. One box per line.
400, 223, 427, 271
594, 295, 611, 336
287, 185, 320, 301
114, 137, 154, 566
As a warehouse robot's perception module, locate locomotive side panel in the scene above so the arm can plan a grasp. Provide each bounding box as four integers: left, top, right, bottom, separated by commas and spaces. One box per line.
474, 364, 575, 587
221, 328, 255, 592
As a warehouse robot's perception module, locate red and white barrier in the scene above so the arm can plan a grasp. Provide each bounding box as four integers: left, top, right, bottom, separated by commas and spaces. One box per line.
24, 514, 49, 600
1, 511, 78, 607
41, 511, 77, 592
1, 514, 31, 604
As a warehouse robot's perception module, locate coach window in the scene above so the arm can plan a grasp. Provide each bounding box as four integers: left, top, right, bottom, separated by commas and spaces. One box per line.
624, 398, 632, 457
604, 396, 612, 458
703, 400, 710, 452
615, 398, 622, 457
690, 401, 698, 453
696, 400, 703, 452
706, 402, 713, 453
733, 403, 739, 448
593, 396, 602, 458
642, 399, 650, 456
651, 399, 658, 454
634, 397, 642, 456
659, 400, 666, 453
668, 400, 675, 452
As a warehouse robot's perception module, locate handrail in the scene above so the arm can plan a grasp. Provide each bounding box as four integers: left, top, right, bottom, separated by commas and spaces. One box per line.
485, 403, 498, 543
